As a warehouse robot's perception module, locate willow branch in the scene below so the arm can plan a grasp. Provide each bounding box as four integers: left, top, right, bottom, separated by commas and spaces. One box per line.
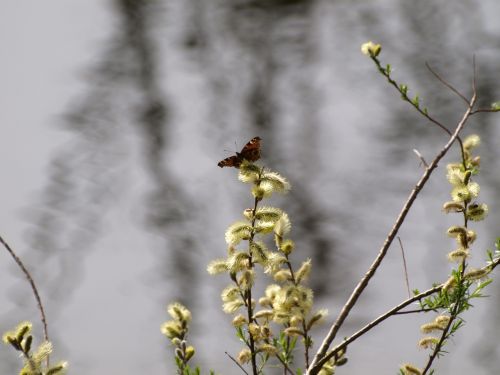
312, 254, 500, 371
307, 95, 476, 375
226, 352, 249, 375
425, 62, 469, 105
0, 235, 49, 342
315, 285, 441, 369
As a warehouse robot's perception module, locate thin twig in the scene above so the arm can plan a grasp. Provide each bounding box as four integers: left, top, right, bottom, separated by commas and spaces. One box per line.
472, 55, 477, 97
372, 56, 452, 137
422, 299, 461, 374
0, 235, 49, 342
314, 285, 442, 370
225, 352, 249, 375
307, 95, 476, 375
425, 62, 469, 105
275, 353, 296, 375
314, 256, 500, 370
413, 149, 429, 168
0, 234, 50, 367
471, 108, 500, 115
398, 237, 411, 299
393, 308, 437, 315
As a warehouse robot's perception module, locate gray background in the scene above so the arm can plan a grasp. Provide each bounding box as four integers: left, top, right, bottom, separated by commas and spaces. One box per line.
1, 1, 499, 374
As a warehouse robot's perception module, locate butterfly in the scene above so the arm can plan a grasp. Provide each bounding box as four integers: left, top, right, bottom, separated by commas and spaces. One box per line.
218, 136, 262, 168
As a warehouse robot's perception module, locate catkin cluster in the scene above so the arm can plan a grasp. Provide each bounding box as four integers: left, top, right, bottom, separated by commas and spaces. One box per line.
443, 134, 489, 287
208, 160, 330, 371
2, 321, 67, 375
160, 303, 196, 371
401, 134, 489, 375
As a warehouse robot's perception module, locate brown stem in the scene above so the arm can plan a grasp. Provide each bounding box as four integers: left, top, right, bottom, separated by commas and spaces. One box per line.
314, 285, 441, 371
425, 62, 469, 105
0, 235, 50, 363
226, 351, 250, 375
313, 255, 500, 371
247, 195, 260, 375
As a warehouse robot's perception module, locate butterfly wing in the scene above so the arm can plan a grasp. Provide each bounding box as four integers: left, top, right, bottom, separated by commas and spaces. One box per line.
239, 136, 261, 162
217, 155, 242, 168
217, 136, 261, 168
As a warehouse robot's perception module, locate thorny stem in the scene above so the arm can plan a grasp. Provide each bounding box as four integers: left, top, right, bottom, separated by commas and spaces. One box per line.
307, 92, 477, 375
0, 234, 50, 366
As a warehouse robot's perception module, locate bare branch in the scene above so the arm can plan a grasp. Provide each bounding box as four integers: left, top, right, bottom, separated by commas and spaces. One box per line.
413, 149, 429, 168
313, 244, 500, 373
472, 54, 477, 98
372, 56, 452, 137
307, 95, 476, 375
225, 352, 249, 375
398, 237, 411, 299
0, 234, 50, 366
313, 285, 442, 371
0, 235, 49, 341
425, 62, 469, 105
471, 108, 500, 115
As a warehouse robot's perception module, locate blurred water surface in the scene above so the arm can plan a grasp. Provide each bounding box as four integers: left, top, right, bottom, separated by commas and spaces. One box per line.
1, 1, 499, 374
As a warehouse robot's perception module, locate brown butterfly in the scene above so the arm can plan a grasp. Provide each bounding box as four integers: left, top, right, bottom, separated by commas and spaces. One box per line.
218, 136, 262, 168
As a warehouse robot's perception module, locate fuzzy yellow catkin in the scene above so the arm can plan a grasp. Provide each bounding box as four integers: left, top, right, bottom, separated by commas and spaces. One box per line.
185, 346, 195, 361
467, 203, 488, 221
447, 226, 467, 238
46, 361, 69, 375
361, 41, 382, 57
237, 348, 252, 364
258, 343, 278, 355
463, 134, 481, 150
447, 249, 469, 263
260, 171, 291, 193
273, 269, 292, 282
418, 337, 439, 349
464, 268, 489, 281
420, 322, 442, 334
442, 201, 464, 213
434, 315, 450, 329
161, 321, 182, 340
284, 327, 303, 337
401, 363, 422, 375
32, 341, 53, 363
296, 259, 312, 283
206, 259, 228, 275
232, 314, 247, 327
248, 323, 260, 339
443, 276, 457, 292
253, 310, 274, 320
223, 300, 244, 314
255, 206, 283, 222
